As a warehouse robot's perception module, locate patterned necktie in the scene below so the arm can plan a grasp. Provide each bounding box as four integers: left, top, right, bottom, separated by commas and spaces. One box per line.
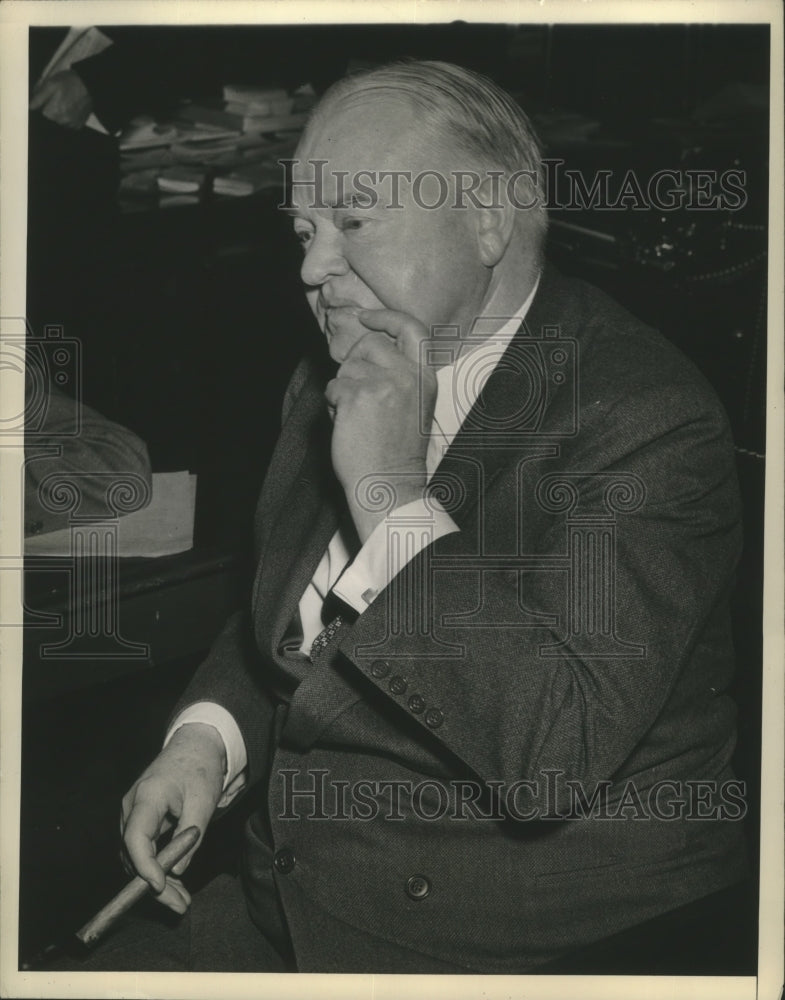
309, 522, 359, 661
309, 611, 345, 660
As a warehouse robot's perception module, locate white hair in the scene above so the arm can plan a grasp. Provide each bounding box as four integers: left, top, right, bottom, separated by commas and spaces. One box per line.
308, 59, 548, 244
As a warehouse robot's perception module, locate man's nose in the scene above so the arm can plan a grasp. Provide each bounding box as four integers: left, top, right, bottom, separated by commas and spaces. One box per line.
300, 228, 349, 287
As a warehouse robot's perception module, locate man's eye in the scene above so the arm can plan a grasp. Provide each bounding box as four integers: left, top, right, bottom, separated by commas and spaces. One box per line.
295, 230, 313, 248
339, 217, 367, 233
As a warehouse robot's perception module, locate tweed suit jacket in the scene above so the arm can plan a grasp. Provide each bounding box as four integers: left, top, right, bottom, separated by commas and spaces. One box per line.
173, 264, 749, 972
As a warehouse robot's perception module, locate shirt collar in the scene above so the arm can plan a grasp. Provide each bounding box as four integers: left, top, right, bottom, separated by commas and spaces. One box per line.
431, 273, 541, 454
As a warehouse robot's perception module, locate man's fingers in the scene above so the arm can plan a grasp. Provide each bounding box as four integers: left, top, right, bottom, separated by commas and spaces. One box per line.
357, 308, 420, 337
357, 309, 430, 363
325, 375, 360, 411
334, 357, 378, 383
341, 330, 409, 371
166, 876, 192, 908
123, 795, 171, 893
153, 876, 191, 916
118, 808, 173, 881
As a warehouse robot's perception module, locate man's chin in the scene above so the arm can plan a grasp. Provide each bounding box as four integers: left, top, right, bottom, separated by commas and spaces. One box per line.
324, 310, 369, 362
318, 329, 346, 366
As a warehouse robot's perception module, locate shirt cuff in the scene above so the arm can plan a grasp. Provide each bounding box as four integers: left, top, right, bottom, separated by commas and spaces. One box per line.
333, 497, 459, 613
164, 702, 248, 793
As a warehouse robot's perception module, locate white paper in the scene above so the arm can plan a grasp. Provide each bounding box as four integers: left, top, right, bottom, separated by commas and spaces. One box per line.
24, 471, 197, 557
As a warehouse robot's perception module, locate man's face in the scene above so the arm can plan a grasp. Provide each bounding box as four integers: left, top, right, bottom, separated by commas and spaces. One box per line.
289, 95, 492, 362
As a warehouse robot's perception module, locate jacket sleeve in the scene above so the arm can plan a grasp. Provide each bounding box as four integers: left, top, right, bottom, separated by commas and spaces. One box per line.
166, 609, 278, 788
166, 358, 315, 786
335, 363, 742, 797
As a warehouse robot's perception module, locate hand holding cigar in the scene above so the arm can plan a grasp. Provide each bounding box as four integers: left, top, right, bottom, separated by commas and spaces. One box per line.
119, 722, 227, 914
76, 825, 200, 948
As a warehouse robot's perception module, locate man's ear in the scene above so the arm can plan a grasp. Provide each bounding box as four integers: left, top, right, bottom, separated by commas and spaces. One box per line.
474, 175, 516, 267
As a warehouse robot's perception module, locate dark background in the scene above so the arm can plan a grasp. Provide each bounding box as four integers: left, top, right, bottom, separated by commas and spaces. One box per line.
21, 22, 769, 974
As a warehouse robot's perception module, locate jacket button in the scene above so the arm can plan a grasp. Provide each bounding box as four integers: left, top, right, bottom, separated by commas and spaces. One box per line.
406, 875, 431, 900
389, 675, 407, 695
370, 659, 390, 679
424, 707, 444, 729
273, 848, 296, 874
408, 693, 426, 713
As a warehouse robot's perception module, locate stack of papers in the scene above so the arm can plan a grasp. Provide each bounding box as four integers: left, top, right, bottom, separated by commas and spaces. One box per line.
120, 116, 239, 151
157, 166, 206, 194
223, 85, 294, 115
117, 83, 315, 204
213, 161, 286, 197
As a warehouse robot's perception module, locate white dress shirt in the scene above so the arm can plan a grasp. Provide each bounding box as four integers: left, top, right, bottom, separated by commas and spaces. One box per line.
167, 279, 539, 801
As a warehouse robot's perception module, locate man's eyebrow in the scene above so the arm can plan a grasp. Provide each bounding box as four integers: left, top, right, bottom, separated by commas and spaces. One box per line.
331, 193, 374, 210
281, 192, 372, 217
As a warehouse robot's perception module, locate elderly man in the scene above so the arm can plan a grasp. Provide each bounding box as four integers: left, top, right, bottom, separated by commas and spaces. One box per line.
78, 61, 750, 974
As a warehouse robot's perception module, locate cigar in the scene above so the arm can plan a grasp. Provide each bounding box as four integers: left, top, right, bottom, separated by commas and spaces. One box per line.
75, 825, 200, 948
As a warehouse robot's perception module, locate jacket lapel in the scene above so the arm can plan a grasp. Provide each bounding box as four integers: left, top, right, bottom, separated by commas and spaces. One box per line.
428, 266, 566, 532
253, 360, 345, 663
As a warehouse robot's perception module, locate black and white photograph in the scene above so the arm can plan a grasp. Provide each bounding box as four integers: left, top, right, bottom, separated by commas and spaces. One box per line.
0, 2, 782, 998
